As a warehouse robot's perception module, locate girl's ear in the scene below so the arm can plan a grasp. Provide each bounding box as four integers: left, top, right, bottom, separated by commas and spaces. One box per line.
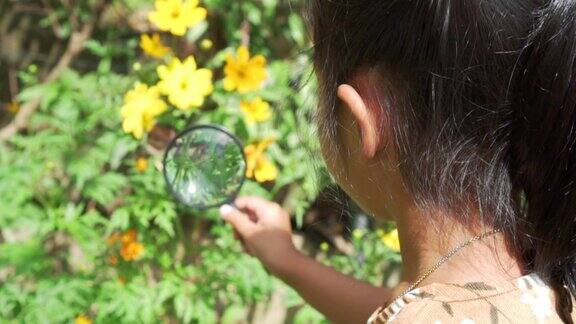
337, 84, 382, 159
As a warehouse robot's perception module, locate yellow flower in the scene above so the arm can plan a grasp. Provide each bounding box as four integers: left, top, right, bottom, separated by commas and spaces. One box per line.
380, 229, 401, 252
244, 139, 278, 183
74, 315, 92, 324
120, 83, 167, 139
135, 157, 149, 172
240, 97, 271, 123
140, 34, 171, 58
148, 0, 207, 36
200, 39, 213, 50
224, 46, 267, 93
157, 56, 213, 111
7, 101, 19, 114
120, 241, 145, 261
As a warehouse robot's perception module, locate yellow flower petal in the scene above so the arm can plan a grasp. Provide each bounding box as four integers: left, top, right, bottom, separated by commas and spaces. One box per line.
250, 55, 267, 67
244, 144, 257, 178
256, 138, 275, 152
156, 65, 170, 80
244, 139, 278, 183
184, 6, 207, 26
380, 229, 401, 252
254, 157, 278, 183
182, 56, 197, 70
237, 46, 250, 63
122, 114, 145, 139
139, 33, 171, 58
240, 97, 271, 123
223, 76, 237, 92
148, 0, 207, 36
75, 315, 92, 324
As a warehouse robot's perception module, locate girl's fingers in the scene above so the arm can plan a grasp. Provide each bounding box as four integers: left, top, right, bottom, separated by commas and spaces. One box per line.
235, 196, 273, 211
233, 228, 241, 241
219, 204, 255, 237
234, 196, 282, 221
232, 228, 253, 256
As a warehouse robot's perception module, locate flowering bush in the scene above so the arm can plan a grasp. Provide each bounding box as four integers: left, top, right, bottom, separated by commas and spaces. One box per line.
0, 0, 401, 322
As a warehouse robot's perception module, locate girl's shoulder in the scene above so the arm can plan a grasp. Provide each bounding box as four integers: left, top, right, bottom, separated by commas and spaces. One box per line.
367, 273, 576, 324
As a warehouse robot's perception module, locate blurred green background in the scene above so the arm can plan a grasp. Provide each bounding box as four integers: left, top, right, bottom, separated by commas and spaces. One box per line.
0, 1, 401, 323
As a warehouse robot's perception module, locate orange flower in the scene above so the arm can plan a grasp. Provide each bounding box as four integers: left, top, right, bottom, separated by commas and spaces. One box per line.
135, 157, 149, 172
244, 139, 278, 183
120, 241, 144, 261
108, 255, 118, 265
106, 232, 121, 246
121, 229, 138, 244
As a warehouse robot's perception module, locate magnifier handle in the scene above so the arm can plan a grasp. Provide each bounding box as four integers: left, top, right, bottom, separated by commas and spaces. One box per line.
220, 201, 241, 215
229, 201, 240, 210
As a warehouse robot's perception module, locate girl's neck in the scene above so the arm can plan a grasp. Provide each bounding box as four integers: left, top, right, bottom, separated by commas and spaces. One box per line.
394, 204, 525, 291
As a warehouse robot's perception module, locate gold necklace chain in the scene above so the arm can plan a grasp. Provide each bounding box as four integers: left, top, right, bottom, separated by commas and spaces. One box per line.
393, 228, 502, 303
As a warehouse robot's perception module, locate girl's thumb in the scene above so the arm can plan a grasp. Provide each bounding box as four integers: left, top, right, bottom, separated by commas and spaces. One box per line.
219, 204, 255, 236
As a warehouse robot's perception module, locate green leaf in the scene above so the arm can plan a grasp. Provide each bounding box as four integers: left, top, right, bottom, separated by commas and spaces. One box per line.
174, 293, 194, 323
288, 14, 306, 46
84, 173, 128, 206
221, 305, 247, 324
186, 20, 209, 43
110, 208, 130, 230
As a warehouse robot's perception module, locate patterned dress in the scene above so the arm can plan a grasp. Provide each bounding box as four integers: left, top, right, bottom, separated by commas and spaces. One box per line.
367, 273, 576, 323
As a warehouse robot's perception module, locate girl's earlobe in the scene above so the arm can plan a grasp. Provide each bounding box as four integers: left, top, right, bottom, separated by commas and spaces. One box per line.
337, 84, 381, 159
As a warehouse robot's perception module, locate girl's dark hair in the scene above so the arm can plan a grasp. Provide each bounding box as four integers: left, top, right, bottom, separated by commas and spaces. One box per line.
310, 0, 576, 321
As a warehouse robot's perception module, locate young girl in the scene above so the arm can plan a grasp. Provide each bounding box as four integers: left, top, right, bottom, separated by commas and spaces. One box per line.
220, 1, 576, 323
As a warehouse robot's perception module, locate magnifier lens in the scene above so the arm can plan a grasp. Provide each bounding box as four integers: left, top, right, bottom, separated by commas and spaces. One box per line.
163, 126, 246, 209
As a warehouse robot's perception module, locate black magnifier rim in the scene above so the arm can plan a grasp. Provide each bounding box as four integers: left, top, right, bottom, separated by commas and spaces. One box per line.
162, 124, 247, 210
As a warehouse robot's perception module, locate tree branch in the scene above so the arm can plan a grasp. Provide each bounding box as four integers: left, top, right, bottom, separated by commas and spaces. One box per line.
0, 0, 110, 143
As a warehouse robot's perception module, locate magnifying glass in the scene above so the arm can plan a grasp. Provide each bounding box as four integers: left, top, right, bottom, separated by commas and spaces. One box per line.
163, 125, 246, 209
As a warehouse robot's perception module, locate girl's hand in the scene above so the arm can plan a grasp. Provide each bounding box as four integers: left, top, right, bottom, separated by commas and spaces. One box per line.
219, 196, 300, 275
